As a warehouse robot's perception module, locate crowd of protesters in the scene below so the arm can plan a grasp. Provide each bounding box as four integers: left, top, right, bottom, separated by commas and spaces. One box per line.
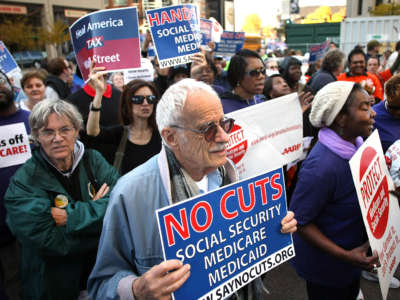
1, 37, 400, 300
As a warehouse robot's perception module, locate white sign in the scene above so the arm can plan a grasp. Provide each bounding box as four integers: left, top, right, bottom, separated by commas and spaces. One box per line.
226, 93, 303, 179
123, 58, 154, 83
350, 130, 400, 300
0, 123, 31, 168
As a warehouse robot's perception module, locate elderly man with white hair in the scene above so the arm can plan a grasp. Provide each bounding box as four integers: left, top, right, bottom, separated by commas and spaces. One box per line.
88, 78, 297, 300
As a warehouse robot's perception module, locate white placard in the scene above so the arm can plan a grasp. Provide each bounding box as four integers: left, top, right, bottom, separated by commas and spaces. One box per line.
349, 130, 400, 300
226, 93, 303, 179
123, 58, 154, 83
0, 123, 31, 168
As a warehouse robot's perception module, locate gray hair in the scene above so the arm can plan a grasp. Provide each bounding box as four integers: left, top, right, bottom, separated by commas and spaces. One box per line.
156, 78, 218, 134
321, 49, 345, 73
29, 99, 83, 142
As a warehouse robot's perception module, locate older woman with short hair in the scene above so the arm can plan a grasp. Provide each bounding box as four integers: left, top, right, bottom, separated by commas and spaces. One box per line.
20, 70, 47, 111
4, 99, 119, 300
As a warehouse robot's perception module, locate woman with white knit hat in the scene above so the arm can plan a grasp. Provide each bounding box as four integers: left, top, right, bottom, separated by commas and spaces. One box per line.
289, 81, 378, 300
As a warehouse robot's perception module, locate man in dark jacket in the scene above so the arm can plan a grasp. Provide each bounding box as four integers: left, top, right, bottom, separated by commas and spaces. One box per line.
45, 57, 72, 100
0, 70, 30, 300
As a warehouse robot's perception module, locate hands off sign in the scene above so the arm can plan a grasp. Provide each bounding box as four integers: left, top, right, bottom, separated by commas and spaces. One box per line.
69, 7, 141, 81
157, 168, 294, 300
146, 4, 201, 68
0, 123, 31, 168
350, 130, 400, 300
214, 31, 245, 57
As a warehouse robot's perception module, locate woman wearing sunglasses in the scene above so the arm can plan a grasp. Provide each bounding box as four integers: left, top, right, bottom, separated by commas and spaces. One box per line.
87, 64, 161, 175
219, 49, 267, 114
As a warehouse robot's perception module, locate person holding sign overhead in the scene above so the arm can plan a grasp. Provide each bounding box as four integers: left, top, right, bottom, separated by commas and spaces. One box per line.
88, 78, 297, 300
4, 99, 119, 300
289, 81, 379, 300
86, 62, 161, 175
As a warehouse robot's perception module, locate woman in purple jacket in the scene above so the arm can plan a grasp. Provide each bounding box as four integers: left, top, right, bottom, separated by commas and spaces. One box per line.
289, 81, 378, 300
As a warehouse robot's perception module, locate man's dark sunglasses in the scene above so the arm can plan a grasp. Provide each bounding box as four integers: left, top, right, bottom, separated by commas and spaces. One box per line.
246, 67, 266, 77
171, 118, 235, 142
131, 95, 158, 104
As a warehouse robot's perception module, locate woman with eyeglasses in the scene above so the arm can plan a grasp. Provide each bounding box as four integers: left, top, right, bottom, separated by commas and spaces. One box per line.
4, 98, 119, 300
86, 64, 161, 175
218, 49, 266, 114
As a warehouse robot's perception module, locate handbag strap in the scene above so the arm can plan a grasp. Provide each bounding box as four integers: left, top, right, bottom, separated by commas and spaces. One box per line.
113, 126, 129, 173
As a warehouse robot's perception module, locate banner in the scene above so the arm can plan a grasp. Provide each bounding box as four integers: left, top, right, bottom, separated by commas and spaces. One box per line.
349, 130, 400, 300
146, 4, 201, 69
123, 58, 154, 83
0, 123, 31, 168
226, 93, 303, 179
308, 40, 330, 63
214, 31, 245, 57
69, 7, 141, 82
0, 41, 20, 77
157, 168, 294, 300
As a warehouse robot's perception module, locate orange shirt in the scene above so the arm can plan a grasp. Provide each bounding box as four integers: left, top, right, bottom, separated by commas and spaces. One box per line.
337, 72, 383, 101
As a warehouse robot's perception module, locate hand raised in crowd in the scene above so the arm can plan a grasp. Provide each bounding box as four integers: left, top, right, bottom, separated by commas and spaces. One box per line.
344, 241, 380, 271
92, 183, 110, 201
88, 59, 107, 96
190, 53, 208, 80
280, 211, 297, 233
190, 52, 207, 68
298, 91, 313, 113
51, 207, 67, 226
132, 259, 191, 300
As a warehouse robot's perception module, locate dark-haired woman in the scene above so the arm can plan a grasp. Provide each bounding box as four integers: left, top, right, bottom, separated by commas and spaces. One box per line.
289, 81, 378, 300
86, 65, 161, 175
218, 49, 266, 114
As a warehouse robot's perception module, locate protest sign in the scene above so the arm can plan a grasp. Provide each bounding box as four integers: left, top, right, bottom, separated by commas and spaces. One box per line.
200, 18, 213, 48
0, 123, 31, 168
146, 4, 201, 69
308, 40, 330, 63
69, 7, 141, 81
349, 130, 400, 300
214, 31, 245, 57
226, 93, 303, 179
123, 58, 154, 83
0, 41, 20, 77
157, 168, 294, 300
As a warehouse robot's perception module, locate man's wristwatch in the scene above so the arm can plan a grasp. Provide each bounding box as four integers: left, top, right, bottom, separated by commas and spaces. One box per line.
89, 102, 102, 111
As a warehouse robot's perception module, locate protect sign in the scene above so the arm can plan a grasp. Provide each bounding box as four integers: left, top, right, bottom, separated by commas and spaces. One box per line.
349, 130, 400, 300
0, 123, 31, 168
69, 7, 141, 81
146, 4, 201, 69
157, 168, 294, 300
308, 40, 330, 63
214, 31, 245, 57
226, 93, 303, 179
0, 41, 20, 76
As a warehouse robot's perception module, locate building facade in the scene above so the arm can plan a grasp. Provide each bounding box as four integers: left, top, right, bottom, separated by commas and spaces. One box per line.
346, 0, 400, 17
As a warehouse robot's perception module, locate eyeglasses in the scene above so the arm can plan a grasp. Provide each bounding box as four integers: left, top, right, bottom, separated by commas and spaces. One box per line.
171, 118, 235, 142
39, 126, 75, 141
131, 95, 158, 104
387, 104, 400, 111
246, 67, 266, 77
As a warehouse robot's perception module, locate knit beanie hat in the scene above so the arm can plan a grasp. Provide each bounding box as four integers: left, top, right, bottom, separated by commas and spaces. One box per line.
309, 81, 355, 128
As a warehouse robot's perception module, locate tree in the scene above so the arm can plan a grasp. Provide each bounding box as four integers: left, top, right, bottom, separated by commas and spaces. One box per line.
37, 20, 70, 57
0, 17, 38, 51
302, 6, 344, 24
242, 13, 262, 34
370, 3, 400, 16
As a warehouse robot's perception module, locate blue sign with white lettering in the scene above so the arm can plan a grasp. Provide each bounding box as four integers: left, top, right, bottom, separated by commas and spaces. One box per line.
200, 18, 212, 47
309, 40, 330, 63
69, 7, 141, 81
0, 41, 20, 76
214, 31, 245, 57
146, 4, 201, 68
157, 168, 294, 300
